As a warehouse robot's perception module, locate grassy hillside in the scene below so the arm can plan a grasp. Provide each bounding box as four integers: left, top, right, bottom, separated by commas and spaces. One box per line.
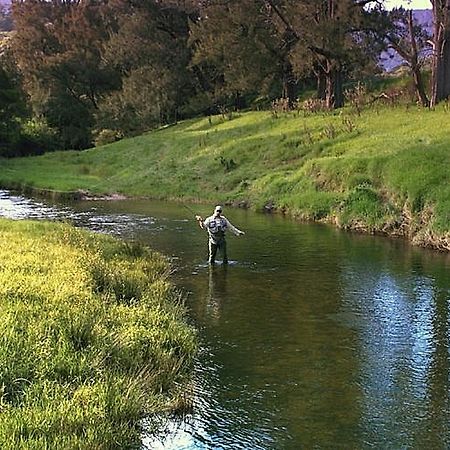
0, 219, 197, 449
1, 106, 449, 250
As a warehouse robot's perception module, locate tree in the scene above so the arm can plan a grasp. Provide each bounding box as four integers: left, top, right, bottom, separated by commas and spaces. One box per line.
0, 35, 28, 156
189, 0, 282, 109
430, 0, 450, 107
96, 0, 195, 133
192, 0, 390, 110
385, 8, 430, 107
12, 0, 119, 149
267, 0, 388, 109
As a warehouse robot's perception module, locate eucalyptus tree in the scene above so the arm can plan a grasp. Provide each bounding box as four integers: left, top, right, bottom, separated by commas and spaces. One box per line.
98, 0, 194, 133
265, 0, 389, 109
191, 0, 389, 109
385, 8, 431, 107
0, 41, 27, 156
12, 0, 119, 149
189, 0, 284, 109
430, 0, 450, 106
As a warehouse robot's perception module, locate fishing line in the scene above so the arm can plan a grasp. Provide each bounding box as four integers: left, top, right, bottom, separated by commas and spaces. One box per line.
182, 203, 197, 215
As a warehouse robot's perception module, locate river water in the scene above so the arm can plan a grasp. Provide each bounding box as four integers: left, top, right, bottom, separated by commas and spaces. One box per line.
1, 190, 450, 449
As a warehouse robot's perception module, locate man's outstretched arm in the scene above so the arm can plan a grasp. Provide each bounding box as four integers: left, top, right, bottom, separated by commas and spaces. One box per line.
195, 215, 205, 230
225, 218, 245, 236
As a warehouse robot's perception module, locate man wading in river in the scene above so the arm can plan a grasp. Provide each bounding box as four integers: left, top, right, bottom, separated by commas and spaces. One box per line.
196, 205, 245, 264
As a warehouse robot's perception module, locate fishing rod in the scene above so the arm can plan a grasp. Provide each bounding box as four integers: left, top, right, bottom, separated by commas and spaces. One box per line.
182, 203, 197, 215
182, 203, 203, 221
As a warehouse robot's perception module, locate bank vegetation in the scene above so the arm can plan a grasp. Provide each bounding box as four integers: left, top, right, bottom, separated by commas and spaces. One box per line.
1, 104, 449, 251
0, 218, 197, 449
2, 1, 449, 156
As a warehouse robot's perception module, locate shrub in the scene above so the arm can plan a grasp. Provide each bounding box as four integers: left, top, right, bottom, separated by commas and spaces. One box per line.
299, 98, 328, 115
345, 82, 367, 116
94, 129, 123, 147
338, 185, 397, 231
341, 115, 358, 133
271, 97, 290, 118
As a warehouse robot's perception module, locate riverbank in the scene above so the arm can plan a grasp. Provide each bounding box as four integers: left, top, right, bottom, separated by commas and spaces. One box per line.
0, 218, 197, 449
0, 106, 449, 251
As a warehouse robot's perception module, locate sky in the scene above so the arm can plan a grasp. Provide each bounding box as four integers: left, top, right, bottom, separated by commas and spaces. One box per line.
385, 0, 431, 9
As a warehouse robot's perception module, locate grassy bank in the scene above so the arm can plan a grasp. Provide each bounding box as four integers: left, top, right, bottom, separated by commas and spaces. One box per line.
0, 106, 449, 250
0, 218, 197, 449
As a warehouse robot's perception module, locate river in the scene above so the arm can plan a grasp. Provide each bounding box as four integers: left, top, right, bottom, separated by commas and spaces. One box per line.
1, 190, 450, 449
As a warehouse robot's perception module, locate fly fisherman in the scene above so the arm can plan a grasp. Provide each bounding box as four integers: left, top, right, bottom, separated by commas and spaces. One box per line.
196, 205, 245, 264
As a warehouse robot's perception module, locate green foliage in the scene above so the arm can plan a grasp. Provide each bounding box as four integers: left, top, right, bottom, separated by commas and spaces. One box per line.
20, 118, 59, 153
44, 92, 95, 150
98, 2, 193, 134
8, 0, 442, 154
190, 0, 280, 105
0, 219, 197, 448
339, 184, 397, 230
0, 52, 28, 156
1, 106, 449, 248
12, 0, 121, 150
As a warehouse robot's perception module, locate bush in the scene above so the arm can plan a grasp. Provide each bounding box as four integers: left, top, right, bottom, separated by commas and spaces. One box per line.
338, 185, 397, 230
344, 82, 367, 116
0, 119, 60, 158
94, 129, 123, 147
271, 97, 290, 118
299, 98, 328, 115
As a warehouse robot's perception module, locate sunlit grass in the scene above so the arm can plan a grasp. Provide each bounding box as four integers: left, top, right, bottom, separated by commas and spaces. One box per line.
0, 218, 197, 449
1, 105, 449, 247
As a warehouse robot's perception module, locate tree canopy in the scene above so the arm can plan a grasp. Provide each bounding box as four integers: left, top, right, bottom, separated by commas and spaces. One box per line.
2, 0, 449, 153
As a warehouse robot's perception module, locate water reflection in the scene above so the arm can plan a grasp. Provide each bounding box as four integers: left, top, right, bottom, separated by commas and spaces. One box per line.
204, 265, 228, 323
340, 261, 450, 448
1, 190, 450, 448
0, 189, 156, 237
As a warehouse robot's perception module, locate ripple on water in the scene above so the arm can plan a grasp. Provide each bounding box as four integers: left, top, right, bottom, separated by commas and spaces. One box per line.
2, 190, 450, 449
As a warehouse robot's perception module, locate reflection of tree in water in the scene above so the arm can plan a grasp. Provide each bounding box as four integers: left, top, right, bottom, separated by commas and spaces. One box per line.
425, 285, 450, 447
340, 247, 450, 448
205, 264, 228, 322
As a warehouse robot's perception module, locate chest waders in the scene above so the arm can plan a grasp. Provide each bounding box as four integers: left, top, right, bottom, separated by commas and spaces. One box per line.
207, 219, 228, 264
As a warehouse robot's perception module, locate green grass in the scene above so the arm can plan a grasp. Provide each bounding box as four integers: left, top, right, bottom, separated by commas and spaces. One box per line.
0, 218, 197, 449
1, 105, 449, 249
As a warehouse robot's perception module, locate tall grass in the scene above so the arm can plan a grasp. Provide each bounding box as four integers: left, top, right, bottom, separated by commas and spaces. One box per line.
0, 105, 449, 249
0, 218, 197, 449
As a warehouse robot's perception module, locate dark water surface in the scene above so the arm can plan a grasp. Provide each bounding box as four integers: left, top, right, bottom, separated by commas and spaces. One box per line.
1, 190, 450, 449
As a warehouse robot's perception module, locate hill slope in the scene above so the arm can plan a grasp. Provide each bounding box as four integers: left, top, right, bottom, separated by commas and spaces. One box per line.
1, 107, 449, 250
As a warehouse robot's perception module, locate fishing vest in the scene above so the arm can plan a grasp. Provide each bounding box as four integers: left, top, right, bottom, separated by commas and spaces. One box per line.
206, 217, 227, 243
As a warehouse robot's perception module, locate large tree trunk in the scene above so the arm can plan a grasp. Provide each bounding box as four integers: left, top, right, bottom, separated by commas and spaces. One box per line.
333, 69, 344, 108
281, 61, 297, 107
412, 67, 430, 106
407, 10, 429, 107
315, 68, 326, 100
234, 91, 245, 110
324, 61, 344, 109
431, 36, 450, 105
430, 1, 450, 107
